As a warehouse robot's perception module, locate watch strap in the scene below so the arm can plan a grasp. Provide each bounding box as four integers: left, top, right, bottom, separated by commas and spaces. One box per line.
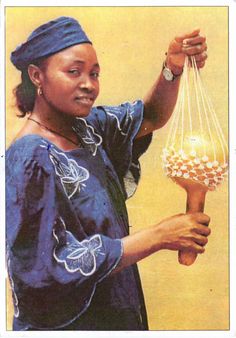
162, 62, 182, 81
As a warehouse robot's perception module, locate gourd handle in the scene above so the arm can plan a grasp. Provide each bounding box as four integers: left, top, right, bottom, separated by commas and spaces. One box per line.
178, 187, 207, 266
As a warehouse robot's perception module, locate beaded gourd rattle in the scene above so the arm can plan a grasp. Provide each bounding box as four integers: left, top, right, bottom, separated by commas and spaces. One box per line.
162, 56, 228, 266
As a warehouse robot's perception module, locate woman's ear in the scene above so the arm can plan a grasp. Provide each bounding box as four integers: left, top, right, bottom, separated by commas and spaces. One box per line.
27, 64, 43, 88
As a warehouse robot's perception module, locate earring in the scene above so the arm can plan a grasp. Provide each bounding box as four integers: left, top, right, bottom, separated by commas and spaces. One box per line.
37, 86, 43, 96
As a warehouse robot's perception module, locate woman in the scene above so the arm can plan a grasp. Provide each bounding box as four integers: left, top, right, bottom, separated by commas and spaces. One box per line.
7, 16, 210, 330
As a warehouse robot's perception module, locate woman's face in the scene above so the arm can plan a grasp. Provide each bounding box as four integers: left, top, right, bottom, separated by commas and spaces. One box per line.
39, 43, 100, 117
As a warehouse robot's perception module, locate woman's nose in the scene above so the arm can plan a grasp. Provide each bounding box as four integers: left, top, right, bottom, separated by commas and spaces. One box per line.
79, 75, 95, 92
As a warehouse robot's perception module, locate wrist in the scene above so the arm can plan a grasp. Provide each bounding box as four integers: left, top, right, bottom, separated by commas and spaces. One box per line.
162, 61, 183, 81
163, 53, 184, 80
147, 226, 164, 253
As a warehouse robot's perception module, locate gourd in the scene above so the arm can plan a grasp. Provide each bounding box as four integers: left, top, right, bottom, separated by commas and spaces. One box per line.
162, 56, 228, 266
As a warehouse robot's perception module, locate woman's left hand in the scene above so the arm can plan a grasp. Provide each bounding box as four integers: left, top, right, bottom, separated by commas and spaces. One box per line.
165, 29, 208, 76
137, 29, 208, 138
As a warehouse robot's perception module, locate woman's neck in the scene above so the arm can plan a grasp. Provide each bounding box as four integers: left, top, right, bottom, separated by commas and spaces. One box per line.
25, 99, 81, 151
31, 100, 76, 137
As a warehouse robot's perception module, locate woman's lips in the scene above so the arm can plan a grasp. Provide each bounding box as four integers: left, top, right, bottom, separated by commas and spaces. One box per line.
75, 96, 94, 106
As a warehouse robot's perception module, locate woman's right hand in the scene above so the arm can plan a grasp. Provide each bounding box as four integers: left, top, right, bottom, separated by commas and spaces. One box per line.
114, 212, 211, 274
154, 212, 211, 254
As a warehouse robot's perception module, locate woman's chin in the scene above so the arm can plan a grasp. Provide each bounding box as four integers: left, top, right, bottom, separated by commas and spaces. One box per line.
74, 108, 92, 118
66, 105, 93, 118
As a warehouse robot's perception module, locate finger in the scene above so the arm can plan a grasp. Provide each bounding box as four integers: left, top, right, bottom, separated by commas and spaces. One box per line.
182, 42, 207, 56
183, 35, 206, 46
191, 212, 210, 225
196, 245, 206, 254
194, 224, 211, 236
192, 234, 209, 246
190, 51, 208, 62
168, 39, 183, 54
196, 60, 206, 69
189, 58, 207, 69
175, 28, 200, 43
189, 52, 208, 69
189, 243, 206, 254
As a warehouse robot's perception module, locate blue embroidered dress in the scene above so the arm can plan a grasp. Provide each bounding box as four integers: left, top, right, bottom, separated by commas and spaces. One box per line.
6, 100, 152, 330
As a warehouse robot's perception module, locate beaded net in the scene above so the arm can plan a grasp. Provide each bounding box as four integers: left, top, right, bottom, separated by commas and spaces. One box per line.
162, 57, 228, 191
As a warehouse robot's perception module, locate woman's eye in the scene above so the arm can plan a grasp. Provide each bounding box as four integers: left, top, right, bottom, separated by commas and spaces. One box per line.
68, 69, 80, 75
91, 72, 100, 79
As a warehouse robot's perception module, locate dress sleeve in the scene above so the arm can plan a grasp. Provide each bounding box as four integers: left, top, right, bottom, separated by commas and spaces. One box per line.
87, 100, 152, 198
6, 146, 123, 329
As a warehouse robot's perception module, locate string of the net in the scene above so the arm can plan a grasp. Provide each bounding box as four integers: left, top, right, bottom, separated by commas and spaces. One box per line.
194, 63, 228, 163
176, 76, 186, 149
180, 68, 185, 151
192, 56, 217, 161
191, 56, 206, 156
165, 64, 186, 149
177, 57, 188, 150
204, 93, 228, 163
166, 56, 201, 151
185, 57, 193, 145
165, 88, 181, 148
165, 56, 227, 164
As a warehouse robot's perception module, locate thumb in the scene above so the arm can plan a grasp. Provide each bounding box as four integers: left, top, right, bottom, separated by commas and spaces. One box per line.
175, 28, 200, 43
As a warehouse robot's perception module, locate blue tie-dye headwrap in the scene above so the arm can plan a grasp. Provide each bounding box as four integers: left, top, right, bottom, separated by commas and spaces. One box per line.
11, 16, 92, 70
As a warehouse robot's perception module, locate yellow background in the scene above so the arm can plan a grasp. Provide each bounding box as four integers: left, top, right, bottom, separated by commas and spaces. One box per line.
5, 6, 228, 331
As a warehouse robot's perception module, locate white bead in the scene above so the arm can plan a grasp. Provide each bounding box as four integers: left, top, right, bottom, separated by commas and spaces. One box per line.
206, 162, 213, 169
202, 156, 209, 162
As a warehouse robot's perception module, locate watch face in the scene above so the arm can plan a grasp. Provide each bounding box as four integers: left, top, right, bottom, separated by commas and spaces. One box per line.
163, 67, 174, 81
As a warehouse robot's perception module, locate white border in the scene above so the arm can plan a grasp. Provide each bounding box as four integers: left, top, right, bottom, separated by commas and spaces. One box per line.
0, 0, 235, 6
0, 1, 6, 337
229, 1, 236, 338
1, 1, 235, 337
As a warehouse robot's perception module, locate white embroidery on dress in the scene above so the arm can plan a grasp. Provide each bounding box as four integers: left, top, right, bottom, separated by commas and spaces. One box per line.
74, 118, 102, 156
40, 143, 51, 150
6, 252, 19, 318
103, 103, 136, 137
42, 144, 89, 199
53, 217, 104, 276
106, 112, 128, 136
